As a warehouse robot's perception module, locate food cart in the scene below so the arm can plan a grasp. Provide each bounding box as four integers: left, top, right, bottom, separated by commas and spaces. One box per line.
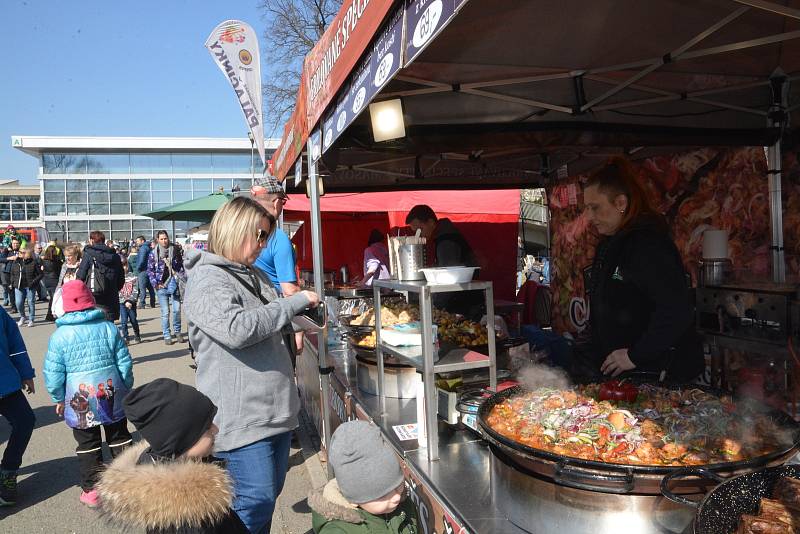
276, 1, 800, 532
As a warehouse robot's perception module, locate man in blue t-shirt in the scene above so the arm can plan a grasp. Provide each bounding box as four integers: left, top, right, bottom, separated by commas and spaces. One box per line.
251, 176, 304, 353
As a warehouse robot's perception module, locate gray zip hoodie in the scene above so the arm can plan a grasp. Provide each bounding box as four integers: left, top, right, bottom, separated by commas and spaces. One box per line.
183, 249, 311, 452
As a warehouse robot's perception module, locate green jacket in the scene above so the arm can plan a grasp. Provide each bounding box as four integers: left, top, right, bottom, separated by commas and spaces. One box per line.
309, 480, 418, 534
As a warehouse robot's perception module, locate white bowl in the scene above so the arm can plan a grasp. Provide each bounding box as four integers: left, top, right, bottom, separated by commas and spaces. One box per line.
420, 266, 477, 284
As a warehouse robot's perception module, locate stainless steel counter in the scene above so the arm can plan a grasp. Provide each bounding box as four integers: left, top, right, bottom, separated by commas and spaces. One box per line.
324, 342, 527, 533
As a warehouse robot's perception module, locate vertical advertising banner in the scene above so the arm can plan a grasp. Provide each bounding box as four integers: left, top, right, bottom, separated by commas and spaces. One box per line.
205, 20, 266, 168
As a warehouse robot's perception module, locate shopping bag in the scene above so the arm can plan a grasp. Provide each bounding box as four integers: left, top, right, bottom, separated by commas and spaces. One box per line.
52, 287, 65, 318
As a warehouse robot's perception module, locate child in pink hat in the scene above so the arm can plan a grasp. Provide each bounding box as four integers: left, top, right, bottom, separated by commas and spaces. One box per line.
43, 280, 134, 508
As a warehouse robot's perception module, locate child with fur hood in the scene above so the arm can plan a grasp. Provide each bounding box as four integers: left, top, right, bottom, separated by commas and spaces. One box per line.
96, 378, 248, 534
43, 280, 134, 508
308, 420, 419, 534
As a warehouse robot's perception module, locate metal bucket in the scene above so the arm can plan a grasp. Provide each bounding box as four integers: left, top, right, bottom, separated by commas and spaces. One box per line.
698, 259, 731, 287
398, 243, 426, 280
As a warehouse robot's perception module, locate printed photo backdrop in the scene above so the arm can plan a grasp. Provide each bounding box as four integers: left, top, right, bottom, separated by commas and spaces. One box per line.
548, 146, 800, 334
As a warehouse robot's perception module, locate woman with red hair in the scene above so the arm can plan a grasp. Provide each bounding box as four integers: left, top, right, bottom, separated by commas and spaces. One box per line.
580, 158, 702, 382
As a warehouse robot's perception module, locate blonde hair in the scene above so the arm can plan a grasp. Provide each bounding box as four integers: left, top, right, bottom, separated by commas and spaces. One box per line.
208, 197, 274, 262
65, 244, 82, 261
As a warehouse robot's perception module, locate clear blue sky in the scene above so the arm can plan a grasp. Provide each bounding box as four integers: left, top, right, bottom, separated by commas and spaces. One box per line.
1, 0, 273, 185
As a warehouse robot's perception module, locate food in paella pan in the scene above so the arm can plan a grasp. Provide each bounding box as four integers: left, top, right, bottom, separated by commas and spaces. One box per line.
485, 382, 790, 467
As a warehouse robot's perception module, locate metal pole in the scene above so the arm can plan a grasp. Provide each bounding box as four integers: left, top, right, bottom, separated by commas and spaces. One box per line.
767, 142, 786, 283
767, 72, 787, 284
308, 149, 332, 476
248, 132, 255, 184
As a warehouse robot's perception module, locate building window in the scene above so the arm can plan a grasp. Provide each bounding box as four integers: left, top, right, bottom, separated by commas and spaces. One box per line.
110, 191, 130, 203
89, 203, 110, 215
0, 204, 10, 220
67, 203, 89, 216
213, 153, 253, 173
213, 179, 232, 191
172, 153, 213, 174
130, 179, 150, 191
173, 190, 192, 202
46, 221, 66, 243
131, 190, 151, 203
151, 179, 171, 191
89, 179, 109, 192
85, 153, 130, 174
131, 202, 151, 215
45, 204, 66, 217
43, 154, 83, 174
110, 203, 130, 215
151, 191, 172, 209
44, 191, 66, 204
44, 179, 66, 192
131, 154, 171, 174
66, 179, 87, 192
67, 191, 87, 203
109, 179, 130, 191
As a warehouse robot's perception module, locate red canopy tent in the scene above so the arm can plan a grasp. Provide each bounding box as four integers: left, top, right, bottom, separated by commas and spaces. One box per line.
284, 189, 521, 300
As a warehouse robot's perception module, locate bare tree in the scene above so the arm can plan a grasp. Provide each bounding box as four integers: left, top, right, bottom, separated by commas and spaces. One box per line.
258, 0, 343, 134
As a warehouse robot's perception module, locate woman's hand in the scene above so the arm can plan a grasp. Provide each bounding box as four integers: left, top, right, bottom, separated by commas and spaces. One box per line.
601, 348, 636, 377
55, 402, 64, 417
301, 290, 320, 307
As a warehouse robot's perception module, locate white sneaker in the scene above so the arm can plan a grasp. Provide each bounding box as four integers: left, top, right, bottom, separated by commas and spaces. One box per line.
17, 317, 25, 326
26, 321, 33, 327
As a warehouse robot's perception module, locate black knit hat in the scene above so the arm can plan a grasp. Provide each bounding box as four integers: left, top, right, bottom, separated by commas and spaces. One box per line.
123, 378, 217, 458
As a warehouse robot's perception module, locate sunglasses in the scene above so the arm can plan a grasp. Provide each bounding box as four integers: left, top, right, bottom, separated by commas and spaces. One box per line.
274, 195, 289, 204
256, 228, 270, 244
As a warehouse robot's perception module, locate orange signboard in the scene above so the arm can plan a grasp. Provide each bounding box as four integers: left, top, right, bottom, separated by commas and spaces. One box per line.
274, 76, 308, 181
275, 0, 397, 180
304, 0, 397, 132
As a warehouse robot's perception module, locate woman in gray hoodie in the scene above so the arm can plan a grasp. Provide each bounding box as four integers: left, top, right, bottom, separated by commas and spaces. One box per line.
182, 197, 319, 534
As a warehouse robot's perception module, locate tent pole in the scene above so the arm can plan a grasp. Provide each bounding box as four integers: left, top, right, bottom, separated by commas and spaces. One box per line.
767, 141, 786, 284
767, 71, 787, 284
308, 148, 332, 476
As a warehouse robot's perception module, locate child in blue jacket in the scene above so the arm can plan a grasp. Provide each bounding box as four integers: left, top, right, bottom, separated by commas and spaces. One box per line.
43, 280, 134, 508
0, 306, 35, 506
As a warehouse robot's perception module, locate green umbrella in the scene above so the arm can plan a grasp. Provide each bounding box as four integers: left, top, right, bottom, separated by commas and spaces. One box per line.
141, 192, 234, 223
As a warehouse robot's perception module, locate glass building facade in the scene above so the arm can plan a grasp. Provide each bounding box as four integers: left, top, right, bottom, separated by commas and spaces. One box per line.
0, 193, 40, 222
15, 140, 277, 244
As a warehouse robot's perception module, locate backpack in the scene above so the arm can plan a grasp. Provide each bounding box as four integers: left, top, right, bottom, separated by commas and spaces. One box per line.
88, 257, 108, 296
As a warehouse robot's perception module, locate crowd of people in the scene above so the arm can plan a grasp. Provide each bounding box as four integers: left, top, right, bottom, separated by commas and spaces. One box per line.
0, 225, 188, 346
0, 176, 423, 534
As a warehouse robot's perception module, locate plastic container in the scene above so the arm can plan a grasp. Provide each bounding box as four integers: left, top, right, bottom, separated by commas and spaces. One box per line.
420, 266, 477, 284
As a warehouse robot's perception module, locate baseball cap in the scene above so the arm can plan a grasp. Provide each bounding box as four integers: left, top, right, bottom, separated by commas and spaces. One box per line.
250, 175, 287, 198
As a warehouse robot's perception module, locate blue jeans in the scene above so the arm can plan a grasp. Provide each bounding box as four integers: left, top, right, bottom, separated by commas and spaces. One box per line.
14, 288, 35, 322
118, 302, 140, 339
216, 431, 292, 534
137, 271, 154, 307
156, 288, 180, 339
0, 390, 36, 472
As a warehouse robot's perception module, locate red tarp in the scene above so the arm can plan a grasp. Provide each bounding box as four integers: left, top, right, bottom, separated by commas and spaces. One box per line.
284, 189, 520, 300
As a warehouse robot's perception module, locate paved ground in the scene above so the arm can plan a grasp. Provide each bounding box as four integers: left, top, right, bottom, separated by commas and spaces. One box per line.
0, 302, 327, 533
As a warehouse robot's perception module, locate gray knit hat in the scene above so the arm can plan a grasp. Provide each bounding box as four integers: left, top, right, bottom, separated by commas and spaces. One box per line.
329, 420, 404, 504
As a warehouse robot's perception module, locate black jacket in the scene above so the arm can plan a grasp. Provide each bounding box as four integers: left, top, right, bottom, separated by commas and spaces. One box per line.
433, 218, 476, 267
76, 244, 125, 319
11, 257, 43, 290
97, 442, 248, 534
42, 257, 63, 289
1, 248, 20, 275
588, 215, 703, 382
